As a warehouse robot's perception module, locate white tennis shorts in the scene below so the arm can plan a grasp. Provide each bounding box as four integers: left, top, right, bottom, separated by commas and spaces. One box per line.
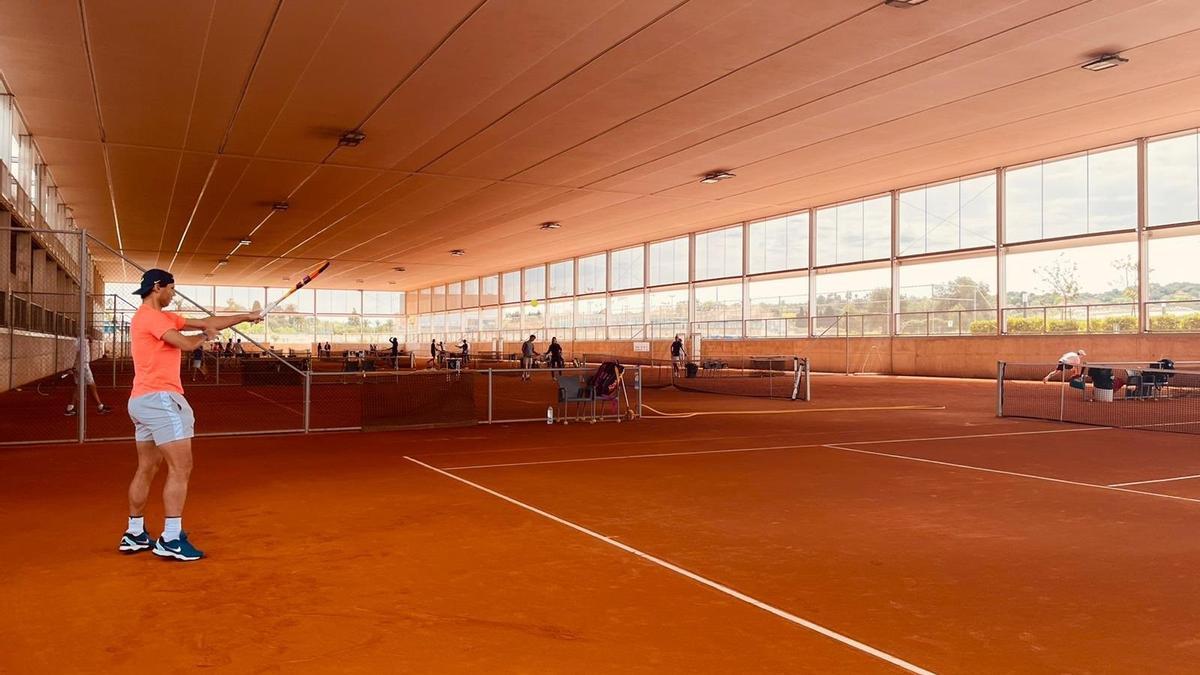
75, 366, 95, 386
128, 391, 195, 446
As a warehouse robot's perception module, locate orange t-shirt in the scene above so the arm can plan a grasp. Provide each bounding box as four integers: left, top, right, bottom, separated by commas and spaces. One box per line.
130, 304, 187, 398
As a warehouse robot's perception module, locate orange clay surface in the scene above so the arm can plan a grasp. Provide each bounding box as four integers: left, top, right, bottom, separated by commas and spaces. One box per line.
3, 375, 1200, 673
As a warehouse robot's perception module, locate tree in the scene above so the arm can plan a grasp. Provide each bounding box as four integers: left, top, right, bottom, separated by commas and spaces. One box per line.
1034, 254, 1081, 306
1109, 255, 1140, 301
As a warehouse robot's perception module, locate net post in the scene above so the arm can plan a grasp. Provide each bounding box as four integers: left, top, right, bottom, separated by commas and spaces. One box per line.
996, 361, 1005, 417
303, 371, 311, 433
77, 232, 87, 443
636, 366, 643, 417
487, 369, 493, 423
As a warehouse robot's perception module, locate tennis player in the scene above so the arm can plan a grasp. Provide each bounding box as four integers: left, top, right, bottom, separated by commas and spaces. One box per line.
1042, 348, 1087, 383
670, 334, 686, 378
521, 334, 539, 382
118, 269, 260, 562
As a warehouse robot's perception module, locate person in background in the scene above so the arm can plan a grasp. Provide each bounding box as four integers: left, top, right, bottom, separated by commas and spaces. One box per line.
190, 345, 206, 382
547, 337, 565, 379
521, 334, 539, 382
458, 338, 470, 369
389, 336, 400, 369
234, 338, 245, 357
670, 334, 687, 378
65, 335, 113, 417
1043, 348, 1087, 383
436, 341, 447, 368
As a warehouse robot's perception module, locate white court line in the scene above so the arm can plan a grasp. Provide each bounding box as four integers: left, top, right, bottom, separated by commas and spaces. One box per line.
443, 426, 1109, 471
443, 444, 825, 470
245, 389, 302, 417
1109, 473, 1200, 488
404, 456, 936, 675
822, 444, 1200, 506
641, 403, 945, 418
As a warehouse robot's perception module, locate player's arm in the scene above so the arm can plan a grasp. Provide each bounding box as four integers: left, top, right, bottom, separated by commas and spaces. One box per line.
161, 329, 210, 352
182, 311, 262, 331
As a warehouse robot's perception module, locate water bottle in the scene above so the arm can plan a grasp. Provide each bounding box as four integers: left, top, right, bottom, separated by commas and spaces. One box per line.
546, 406, 554, 425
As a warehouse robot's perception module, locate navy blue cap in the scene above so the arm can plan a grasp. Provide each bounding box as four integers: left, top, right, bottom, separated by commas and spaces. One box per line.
134, 268, 175, 297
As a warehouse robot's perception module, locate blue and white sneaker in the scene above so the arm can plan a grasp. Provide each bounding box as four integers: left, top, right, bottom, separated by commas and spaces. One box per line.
118, 530, 153, 554
153, 532, 205, 562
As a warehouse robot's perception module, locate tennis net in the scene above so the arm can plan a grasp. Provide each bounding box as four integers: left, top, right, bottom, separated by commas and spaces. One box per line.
998, 361, 1200, 435
581, 353, 810, 400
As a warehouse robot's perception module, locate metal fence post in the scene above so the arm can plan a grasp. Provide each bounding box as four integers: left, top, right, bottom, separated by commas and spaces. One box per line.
303, 372, 311, 433
487, 369, 493, 423
636, 365, 642, 417
77, 232, 87, 443
996, 361, 1005, 417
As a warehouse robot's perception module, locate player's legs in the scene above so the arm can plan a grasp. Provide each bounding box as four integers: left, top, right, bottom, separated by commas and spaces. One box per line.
158, 437, 193, 518
128, 440, 163, 517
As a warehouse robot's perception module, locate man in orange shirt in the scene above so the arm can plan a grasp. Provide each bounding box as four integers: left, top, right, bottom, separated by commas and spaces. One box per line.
119, 269, 260, 562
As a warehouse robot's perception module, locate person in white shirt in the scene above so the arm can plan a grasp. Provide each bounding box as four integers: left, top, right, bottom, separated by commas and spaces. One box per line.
65, 337, 112, 416
1043, 349, 1087, 383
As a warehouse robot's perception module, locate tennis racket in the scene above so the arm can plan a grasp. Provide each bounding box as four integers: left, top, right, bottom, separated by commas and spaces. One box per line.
262, 260, 330, 317
37, 371, 71, 396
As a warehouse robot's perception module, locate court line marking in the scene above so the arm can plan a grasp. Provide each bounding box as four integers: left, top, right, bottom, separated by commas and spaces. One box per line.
641, 403, 945, 418
442, 426, 1108, 471
404, 456, 936, 675
245, 389, 303, 417
822, 444, 1200, 506
1108, 473, 1200, 488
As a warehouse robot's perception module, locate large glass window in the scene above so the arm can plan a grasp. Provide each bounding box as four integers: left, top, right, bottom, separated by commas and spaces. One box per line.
1005, 145, 1136, 243
747, 276, 807, 337
445, 282, 461, 310
575, 296, 606, 327
812, 267, 890, 336
694, 282, 743, 337
695, 226, 742, 280
648, 237, 689, 286
610, 245, 644, 291
548, 260, 573, 298
216, 286, 266, 312
814, 195, 890, 266
898, 174, 996, 256
501, 271, 521, 304
462, 308, 480, 335
1003, 239, 1138, 333
523, 265, 545, 301
431, 284, 446, 312
462, 278, 479, 307
522, 302, 545, 332
418, 287, 431, 313
1148, 130, 1200, 227
577, 253, 606, 294
479, 307, 499, 333
608, 293, 644, 334
1147, 232, 1200, 331
480, 275, 499, 305
501, 304, 522, 331
748, 212, 808, 274
546, 300, 572, 329
362, 291, 403, 315
647, 288, 688, 338
897, 256, 996, 335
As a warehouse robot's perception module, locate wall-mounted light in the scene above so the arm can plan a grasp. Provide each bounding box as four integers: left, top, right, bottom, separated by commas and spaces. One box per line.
1081, 54, 1128, 71
338, 130, 366, 147
700, 171, 736, 184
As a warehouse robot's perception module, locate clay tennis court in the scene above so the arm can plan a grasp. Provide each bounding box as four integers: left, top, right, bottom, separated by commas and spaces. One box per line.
5, 376, 1200, 673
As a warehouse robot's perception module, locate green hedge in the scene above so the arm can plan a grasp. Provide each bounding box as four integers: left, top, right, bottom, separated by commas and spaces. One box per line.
1088, 316, 1138, 333
969, 319, 997, 335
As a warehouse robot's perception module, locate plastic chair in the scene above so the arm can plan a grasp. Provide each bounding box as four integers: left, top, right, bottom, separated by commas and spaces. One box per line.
558, 375, 595, 421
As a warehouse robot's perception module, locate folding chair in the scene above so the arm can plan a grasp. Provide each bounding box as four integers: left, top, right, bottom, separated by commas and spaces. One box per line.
558, 375, 595, 422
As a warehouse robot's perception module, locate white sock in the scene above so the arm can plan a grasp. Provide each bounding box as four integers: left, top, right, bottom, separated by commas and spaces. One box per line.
127, 516, 144, 536
163, 517, 182, 542
65, 404, 75, 412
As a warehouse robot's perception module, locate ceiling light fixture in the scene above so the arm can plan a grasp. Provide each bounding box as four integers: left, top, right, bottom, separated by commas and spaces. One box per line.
272, 201, 289, 211
338, 130, 367, 147
239, 238, 252, 246
700, 171, 736, 184
216, 258, 229, 267
449, 249, 466, 257
1081, 53, 1128, 71
539, 222, 562, 230
883, 0, 928, 7
393, 266, 406, 272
